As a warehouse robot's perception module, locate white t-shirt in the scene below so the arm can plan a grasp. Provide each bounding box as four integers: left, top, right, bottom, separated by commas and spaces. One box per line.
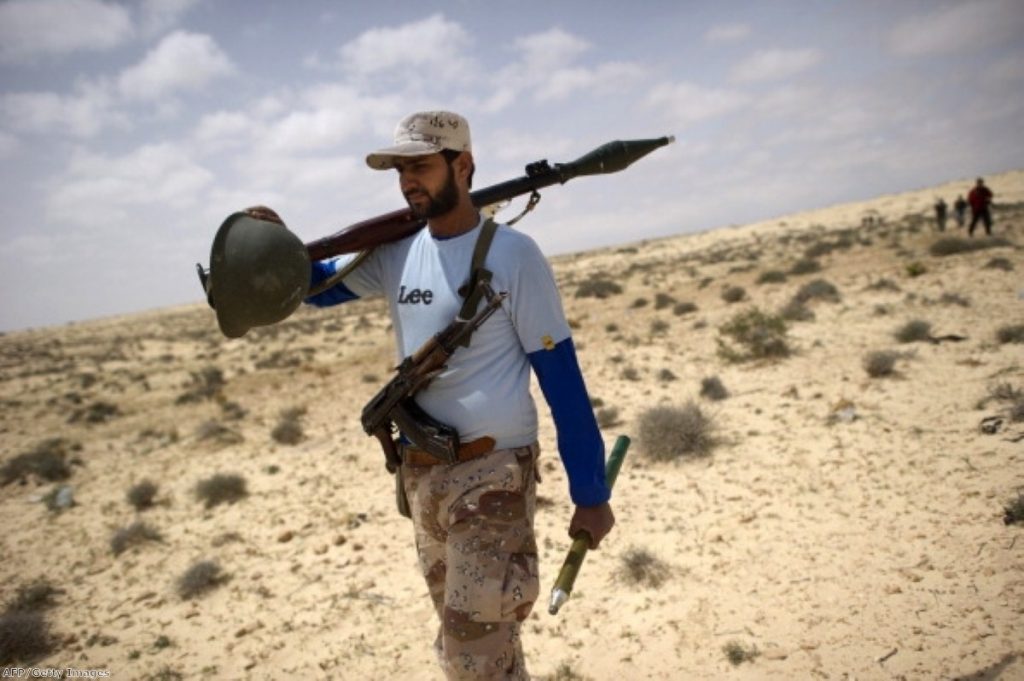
337, 216, 572, 450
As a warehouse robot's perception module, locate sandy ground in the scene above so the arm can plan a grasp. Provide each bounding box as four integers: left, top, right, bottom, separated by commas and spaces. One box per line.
2, 170, 1022, 680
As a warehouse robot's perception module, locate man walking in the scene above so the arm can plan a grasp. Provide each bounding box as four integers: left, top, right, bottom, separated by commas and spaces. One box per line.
967, 177, 994, 237
303, 111, 614, 680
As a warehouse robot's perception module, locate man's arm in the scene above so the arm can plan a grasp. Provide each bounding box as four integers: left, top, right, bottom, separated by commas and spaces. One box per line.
306, 259, 360, 307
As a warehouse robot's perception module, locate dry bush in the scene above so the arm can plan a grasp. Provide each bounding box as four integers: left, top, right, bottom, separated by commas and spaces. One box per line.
616, 547, 671, 588
175, 366, 225, 404
1004, 492, 1024, 525
8, 581, 61, 613
717, 308, 791, 362
723, 641, 760, 666
864, 350, 900, 377
177, 560, 228, 600
271, 406, 307, 445
1, 439, 78, 486
905, 261, 927, 278
650, 318, 670, 335
596, 407, 621, 429
792, 279, 841, 304
630, 297, 648, 309
127, 480, 158, 510
621, 367, 641, 382
936, 292, 970, 307
637, 402, 717, 461
658, 368, 678, 382
756, 270, 787, 285
700, 376, 729, 401
789, 258, 822, 275
721, 286, 746, 304
195, 420, 243, 447
996, 324, 1024, 344
194, 473, 248, 509
984, 256, 1014, 271
654, 292, 676, 310
672, 301, 698, 316
929, 236, 1012, 256
574, 275, 622, 299
546, 662, 592, 681
110, 521, 163, 556
894, 319, 933, 343
68, 400, 120, 425
779, 299, 815, 322
866, 278, 901, 292
0, 611, 55, 664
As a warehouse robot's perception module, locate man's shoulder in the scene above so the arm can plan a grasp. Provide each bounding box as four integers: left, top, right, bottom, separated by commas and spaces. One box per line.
491, 224, 543, 257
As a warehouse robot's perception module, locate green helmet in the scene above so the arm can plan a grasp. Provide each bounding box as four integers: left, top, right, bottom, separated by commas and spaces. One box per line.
206, 212, 311, 338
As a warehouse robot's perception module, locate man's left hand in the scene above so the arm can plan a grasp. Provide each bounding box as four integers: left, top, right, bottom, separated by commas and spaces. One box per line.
568, 502, 615, 549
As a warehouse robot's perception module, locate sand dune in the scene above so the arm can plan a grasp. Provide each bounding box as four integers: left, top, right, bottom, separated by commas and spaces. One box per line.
2, 170, 1022, 680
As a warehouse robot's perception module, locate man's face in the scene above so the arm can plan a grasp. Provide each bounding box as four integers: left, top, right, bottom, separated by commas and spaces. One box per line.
395, 153, 460, 219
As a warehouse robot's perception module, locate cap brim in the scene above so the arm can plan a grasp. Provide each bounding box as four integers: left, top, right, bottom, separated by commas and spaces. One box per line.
365, 140, 443, 170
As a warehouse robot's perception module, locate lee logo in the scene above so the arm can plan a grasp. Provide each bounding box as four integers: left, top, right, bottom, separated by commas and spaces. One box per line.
397, 285, 433, 305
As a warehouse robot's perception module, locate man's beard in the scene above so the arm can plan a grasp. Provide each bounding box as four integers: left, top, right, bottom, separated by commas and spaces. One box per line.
406, 164, 460, 219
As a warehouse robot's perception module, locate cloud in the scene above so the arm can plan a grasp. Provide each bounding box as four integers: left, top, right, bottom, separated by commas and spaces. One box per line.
338, 14, 476, 87
138, 0, 200, 37
730, 48, 822, 83
1, 80, 127, 138
0, 0, 133, 62
705, 23, 751, 43
118, 31, 235, 100
48, 143, 215, 227
0, 130, 18, 157
889, 0, 1024, 56
261, 85, 400, 154
646, 81, 749, 126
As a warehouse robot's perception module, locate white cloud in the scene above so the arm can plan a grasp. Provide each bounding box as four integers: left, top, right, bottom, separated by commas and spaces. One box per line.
705, 23, 751, 43
49, 143, 215, 226
137, 0, 200, 37
515, 27, 591, 70
193, 110, 260, 147
338, 14, 476, 86
730, 48, 822, 83
118, 31, 235, 100
262, 85, 400, 154
1, 80, 127, 138
889, 0, 1024, 56
646, 82, 749, 126
0, 131, 18, 157
0, 0, 133, 62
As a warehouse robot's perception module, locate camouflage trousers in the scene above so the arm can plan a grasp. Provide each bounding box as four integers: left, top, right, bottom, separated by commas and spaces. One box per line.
402, 443, 540, 680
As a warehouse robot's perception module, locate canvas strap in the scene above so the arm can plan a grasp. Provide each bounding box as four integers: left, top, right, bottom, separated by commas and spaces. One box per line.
455, 218, 499, 347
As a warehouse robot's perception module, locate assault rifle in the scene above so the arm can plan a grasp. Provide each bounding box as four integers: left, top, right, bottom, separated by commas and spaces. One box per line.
361, 280, 507, 473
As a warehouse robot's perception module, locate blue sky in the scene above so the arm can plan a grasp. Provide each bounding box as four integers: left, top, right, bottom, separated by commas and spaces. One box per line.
1, 0, 1022, 331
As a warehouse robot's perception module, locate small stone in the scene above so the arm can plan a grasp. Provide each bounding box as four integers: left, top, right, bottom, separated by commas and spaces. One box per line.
762, 646, 789, 660
333, 534, 347, 546
277, 530, 294, 543
314, 544, 328, 555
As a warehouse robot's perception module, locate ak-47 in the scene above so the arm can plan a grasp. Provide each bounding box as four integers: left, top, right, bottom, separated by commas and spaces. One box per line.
361, 280, 507, 473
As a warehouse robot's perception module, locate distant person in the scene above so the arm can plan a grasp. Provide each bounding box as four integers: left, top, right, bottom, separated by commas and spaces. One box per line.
967, 177, 994, 237
934, 197, 947, 232
953, 195, 967, 228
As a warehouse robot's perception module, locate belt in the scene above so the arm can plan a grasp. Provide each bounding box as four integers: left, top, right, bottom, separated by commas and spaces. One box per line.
402, 436, 496, 467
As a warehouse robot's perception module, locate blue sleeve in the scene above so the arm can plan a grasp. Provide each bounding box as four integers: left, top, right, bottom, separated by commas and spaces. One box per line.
305, 259, 360, 307
528, 337, 610, 507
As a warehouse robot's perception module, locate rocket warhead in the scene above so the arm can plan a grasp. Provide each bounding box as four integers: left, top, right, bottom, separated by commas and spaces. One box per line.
548, 588, 569, 615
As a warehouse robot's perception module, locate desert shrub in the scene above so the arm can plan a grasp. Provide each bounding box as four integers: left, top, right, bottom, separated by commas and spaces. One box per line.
111, 521, 163, 556
718, 308, 791, 361
621, 367, 641, 382
127, 480, 158, 510
1010, 398, 1024, 423
547, 662, 592, 681
596, 407, 621, 429
996, 324, 1024, 344
930, 236, 1012, 256
177, 560, 227, 600
864, 350, 899, 378
0, 611, 55, 664
195, 420, 243, 446
1, 439, 77, 486
630, 298, 648, 309
779, 299, 815, 322
637, 402, 717, 461
894, 319, 933, 343
575, 276, 622, 299
721, 286, 746, 304
68, 400, 120, 424
271, 406, 307, 445
194, 473, 248, 509
700, 376, 729, 401
220, 401, 247, 421
984, 257, 1014, 271
789, 258, 822, 275
650, 319, 670, 335
654, 292, 676, 310
723, 641, 760, 666
1004, 492, 1024, 525
937, 292, 970, 307
175, 367, 225, 404
672, 301, 698, 316
658, 368, 677, 382
8, 581, 60, 613
866, 278, 901, 292
616, 547, 671, 588
792, 279, 841, 304
905, 261, 927, 278
756, 270, 787, 285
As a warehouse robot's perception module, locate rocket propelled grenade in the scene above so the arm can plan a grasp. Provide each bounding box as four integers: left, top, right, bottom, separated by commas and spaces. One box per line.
548, 434, 631, 615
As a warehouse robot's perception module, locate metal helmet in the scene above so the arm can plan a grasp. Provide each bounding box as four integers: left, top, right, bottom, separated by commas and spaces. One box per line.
206, 212, 311, 338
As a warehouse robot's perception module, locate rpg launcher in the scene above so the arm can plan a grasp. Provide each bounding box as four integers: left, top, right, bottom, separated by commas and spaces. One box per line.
197, 136, 674, 338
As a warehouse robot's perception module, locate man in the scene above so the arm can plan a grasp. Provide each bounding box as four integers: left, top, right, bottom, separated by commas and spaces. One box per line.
305, 111, 614, 680
953, 195, 967, 229
967, 177, 994, 237
933, 197, 947, 232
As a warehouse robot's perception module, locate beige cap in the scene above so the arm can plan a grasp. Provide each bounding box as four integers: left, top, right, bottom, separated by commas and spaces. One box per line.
366, 110, 472, 170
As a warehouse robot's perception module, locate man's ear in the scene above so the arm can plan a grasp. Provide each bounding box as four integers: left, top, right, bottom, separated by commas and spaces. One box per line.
454, 151, 475, 186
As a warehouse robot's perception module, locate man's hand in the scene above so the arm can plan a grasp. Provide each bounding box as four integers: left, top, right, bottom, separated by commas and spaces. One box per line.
244, 205, 284, 225
568, 502, 615, 549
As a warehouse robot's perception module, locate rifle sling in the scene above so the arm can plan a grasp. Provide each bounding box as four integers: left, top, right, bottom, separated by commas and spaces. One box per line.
456, 217, 499, 348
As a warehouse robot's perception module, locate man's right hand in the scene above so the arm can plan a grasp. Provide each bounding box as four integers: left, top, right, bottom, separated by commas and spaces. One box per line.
244, 205, 284, 225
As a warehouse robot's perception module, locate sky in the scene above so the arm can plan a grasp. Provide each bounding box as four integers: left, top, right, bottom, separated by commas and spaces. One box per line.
1, 0, 1022, 332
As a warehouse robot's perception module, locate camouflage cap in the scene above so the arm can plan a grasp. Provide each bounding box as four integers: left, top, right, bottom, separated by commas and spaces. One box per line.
366, 110, 471, 170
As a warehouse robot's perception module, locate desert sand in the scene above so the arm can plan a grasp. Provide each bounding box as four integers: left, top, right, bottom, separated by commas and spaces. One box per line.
2, 170, 1022, 680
